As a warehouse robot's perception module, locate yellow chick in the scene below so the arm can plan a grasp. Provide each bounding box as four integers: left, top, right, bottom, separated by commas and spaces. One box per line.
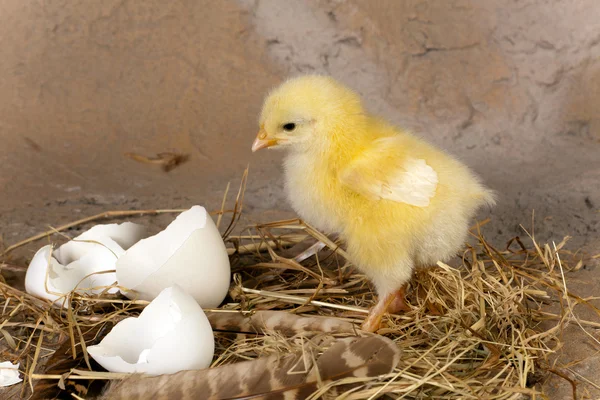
252, 75, 495, 332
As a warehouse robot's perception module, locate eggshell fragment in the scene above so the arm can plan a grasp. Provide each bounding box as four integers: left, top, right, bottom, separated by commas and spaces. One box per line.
54, 222, 146, 265
0, 361, 22, 387
25, 222, 146, 304
25, 245, 120, 305
25, 246, 63, 303
116, 206, 230, 308
87, 285, 214, 375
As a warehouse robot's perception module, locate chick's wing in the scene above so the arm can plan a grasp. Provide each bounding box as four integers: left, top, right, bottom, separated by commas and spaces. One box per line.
338, 137, 438, 207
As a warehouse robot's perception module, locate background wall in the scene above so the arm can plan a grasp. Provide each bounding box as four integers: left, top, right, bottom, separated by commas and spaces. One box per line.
0, 1, 598, 396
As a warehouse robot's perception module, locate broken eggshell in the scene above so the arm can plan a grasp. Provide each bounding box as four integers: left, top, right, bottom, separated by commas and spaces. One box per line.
116, 206, 230, 308
87, 285, 214, 375
0, 361, 22, 387
25, 222, 146, 304
25, 245, 120, 304
54, 222, 146, 264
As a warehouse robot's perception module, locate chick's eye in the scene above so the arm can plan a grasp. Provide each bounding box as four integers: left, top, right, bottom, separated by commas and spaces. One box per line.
283, 123, 296, 132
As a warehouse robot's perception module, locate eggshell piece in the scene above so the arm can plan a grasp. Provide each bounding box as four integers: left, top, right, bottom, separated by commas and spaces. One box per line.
53, 247, 120, 294
0, 361, 22, 387
25, 245, 120, 306
87, 285, 214, 375
25, 245, 64, 303
84, 222, 147, 250
54, 222, 146, 265
54, 236, 124, 266
116, 206, 230, 308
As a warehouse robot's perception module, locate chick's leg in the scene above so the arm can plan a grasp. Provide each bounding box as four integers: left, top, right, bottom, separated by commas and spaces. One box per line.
361, 284, 411, 332
361, 293, 396, 333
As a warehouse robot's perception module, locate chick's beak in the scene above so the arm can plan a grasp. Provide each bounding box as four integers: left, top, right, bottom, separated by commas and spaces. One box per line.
251, 127, 278, 152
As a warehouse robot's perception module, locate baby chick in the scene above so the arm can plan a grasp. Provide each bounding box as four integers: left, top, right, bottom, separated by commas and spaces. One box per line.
252, 75, 495, 332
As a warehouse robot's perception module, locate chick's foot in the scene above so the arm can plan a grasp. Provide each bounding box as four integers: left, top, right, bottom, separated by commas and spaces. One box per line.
361, 292, 396, 333
362, 285, 413, 332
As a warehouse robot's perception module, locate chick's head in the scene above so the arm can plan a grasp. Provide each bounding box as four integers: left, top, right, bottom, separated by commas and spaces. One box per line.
252, 75, 364, 153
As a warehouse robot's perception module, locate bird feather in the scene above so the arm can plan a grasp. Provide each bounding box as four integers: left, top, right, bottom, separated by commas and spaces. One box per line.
206, 310, 357, 336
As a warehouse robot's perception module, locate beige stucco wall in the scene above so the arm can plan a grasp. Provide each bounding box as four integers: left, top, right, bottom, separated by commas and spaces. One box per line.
0, 1, 598, 396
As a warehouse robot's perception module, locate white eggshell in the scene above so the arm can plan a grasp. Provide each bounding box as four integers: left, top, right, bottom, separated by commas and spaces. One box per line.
116, 206, 230, 308
0, 361, 22, 387
56, 247, 122, 293
25, 244, 121, 305
25, 245, 68, 301
54, 222, 146, 265
87, 285, 214, 375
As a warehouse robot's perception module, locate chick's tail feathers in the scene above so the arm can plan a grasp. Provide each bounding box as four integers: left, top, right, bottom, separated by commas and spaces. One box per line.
473, 187, 497, 209
465, 170, 496, 210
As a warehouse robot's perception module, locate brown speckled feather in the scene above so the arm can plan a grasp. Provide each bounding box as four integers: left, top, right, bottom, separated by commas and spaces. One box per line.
206, 310, 358, 336
101, 336, 400, 400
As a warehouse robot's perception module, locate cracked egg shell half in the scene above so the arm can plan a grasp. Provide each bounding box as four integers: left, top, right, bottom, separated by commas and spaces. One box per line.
25, 222, 146, 306
87, 285, 214, 374
0, 361, 22, 387
116, 206, 231, 308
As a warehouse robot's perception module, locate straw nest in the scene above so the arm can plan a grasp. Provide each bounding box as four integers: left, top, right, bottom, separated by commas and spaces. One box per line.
0, 179, 595, 399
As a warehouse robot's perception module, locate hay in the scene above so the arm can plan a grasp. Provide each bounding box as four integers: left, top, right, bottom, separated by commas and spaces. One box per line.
0, 181, 596, 399
220, 219, 589, 399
